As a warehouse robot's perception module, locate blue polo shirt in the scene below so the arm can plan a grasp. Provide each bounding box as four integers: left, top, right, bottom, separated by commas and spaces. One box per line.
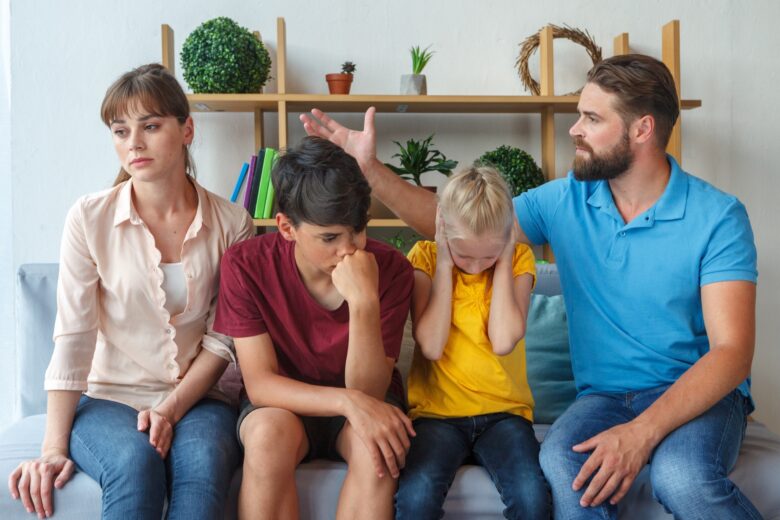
515, 156, 757, 403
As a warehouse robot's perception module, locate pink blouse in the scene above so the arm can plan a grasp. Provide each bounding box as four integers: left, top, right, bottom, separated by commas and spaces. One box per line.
44, 178, 254, 411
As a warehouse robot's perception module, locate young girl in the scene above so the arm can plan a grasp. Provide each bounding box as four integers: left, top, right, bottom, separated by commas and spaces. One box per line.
8, 64, 253, 519
395, 166, 551, 519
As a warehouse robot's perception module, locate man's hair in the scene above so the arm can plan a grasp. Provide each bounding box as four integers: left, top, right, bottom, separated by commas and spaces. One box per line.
586, 54, 679, 149
439, 165, 513, 238
272, 136, 371, 231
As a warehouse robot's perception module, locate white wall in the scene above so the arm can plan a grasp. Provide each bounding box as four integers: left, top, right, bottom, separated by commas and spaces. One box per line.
1, 0, 13, 428
3, 0, 779, 432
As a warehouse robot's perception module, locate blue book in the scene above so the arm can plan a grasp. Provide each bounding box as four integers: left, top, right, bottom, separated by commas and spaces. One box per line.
243, 155, 258, 211
230, 162, 249, 203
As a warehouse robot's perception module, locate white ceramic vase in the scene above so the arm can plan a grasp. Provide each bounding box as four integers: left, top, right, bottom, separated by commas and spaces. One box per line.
400, 74, 427, 95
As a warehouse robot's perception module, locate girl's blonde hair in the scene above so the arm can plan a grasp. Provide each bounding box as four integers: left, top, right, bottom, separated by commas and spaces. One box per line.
438, 165, 514, 238
101, 63, 194, 186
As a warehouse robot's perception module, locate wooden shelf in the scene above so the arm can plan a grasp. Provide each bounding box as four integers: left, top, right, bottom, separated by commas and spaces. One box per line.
188, 93, 701, 114
253, 218, 407, 227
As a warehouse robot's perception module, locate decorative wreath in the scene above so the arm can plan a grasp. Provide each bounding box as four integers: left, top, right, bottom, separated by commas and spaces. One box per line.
516, 24, 603, 96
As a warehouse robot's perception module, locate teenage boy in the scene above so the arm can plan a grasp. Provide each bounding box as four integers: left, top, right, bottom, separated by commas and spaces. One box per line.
214, 136, 415, 519
300, 54, 760, 518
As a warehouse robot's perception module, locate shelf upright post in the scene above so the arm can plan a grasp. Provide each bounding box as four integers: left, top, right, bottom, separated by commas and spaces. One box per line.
161, 24, 175, 74
276, 18, 288, 151
613, 33, 630, 55
539, 25, 556, 262
252, 31, 265, 151
662, 20, 682, 164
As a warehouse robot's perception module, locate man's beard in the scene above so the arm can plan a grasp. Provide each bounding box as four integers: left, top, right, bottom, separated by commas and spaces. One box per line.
572, 132, 633, 181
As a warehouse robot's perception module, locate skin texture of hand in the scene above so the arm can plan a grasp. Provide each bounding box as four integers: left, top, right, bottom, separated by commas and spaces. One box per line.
498, 220, 520, 265
137, 409, 174, 459
8, 452, 75, 518
331, 250, 379, 306
300, 107, 377, 170
571, 420, 656, 507
434, 207, 453, 269
342, 389, 415, 479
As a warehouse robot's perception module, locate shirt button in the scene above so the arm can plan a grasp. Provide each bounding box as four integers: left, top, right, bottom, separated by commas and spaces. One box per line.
186, 273, 193, 279
165, 328, 172, 334
620, 232, 626, 237
167, 363, 175, 370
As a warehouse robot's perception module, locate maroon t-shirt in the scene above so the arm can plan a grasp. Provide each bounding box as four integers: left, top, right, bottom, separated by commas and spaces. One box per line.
214, 232, 413, 400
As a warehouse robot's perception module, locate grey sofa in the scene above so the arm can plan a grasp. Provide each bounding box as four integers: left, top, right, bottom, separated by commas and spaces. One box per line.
2, 263, 780, 519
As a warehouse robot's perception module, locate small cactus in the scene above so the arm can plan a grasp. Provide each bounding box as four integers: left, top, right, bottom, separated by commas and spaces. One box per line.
341, 61, 357, 74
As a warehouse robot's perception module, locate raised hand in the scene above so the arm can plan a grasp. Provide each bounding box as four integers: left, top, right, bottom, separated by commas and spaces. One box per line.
331, 249, 379, 306
137, 409, 174, 459
342, 389, 415, 479
300, 107, 377, 170
9, 452, 75, 518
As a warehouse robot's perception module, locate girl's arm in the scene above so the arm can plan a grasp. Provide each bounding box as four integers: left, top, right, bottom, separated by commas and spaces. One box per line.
411, 212, 454, 360
488, 229, 534, 355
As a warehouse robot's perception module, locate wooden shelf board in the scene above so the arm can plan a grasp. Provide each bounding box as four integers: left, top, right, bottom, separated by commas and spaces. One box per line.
188, 93, 701, 114
253, 218, 407, 228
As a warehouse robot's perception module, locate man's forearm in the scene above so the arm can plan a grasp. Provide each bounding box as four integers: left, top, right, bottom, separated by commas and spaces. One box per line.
362, 158, 437, 238
632, 346, 752, 446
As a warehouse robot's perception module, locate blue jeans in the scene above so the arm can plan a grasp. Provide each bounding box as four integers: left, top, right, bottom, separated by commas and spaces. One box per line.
539, 386, 761, 520
396, 413, 551, 520
69, 395, 240, 520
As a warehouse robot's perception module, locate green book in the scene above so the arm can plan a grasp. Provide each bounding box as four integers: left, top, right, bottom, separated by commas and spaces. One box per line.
261, 149, 278, 219
253, 148, 275, 219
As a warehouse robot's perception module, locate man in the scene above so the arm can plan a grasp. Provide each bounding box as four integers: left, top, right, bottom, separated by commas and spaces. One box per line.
214, 137, 414, 519
301, 54, 761, 518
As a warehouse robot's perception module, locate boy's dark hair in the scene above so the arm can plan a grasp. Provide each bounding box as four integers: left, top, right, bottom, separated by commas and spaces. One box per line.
586, 54, 679, 149
272, 136, 371, 231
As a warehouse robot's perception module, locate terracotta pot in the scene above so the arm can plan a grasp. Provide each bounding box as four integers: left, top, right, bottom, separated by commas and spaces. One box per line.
325, 73, 353, 95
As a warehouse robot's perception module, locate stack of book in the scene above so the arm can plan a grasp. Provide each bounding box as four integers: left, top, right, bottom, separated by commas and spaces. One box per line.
230, 147, 278, 219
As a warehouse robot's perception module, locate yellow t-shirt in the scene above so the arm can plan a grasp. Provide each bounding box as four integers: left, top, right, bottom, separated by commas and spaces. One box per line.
407, 241, 537, 421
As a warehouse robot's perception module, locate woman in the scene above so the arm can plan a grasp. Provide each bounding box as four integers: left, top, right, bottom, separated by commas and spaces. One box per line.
7, 63, 253, 519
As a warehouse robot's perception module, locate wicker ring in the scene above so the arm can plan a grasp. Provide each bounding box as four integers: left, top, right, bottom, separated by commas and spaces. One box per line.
516, 24, 603, 96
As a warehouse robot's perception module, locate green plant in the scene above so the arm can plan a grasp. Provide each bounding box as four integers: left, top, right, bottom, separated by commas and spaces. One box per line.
477, 145, 545, 197
410, 45, 434, 75
181, 17, 271, 94
385, 135, 458, 186
384, 230, 422, 254
341, 61, 356, 74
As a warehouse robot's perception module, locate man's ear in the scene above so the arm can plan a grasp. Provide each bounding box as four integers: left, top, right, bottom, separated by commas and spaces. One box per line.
632, 114, 655, 145
276, 213, 296, 241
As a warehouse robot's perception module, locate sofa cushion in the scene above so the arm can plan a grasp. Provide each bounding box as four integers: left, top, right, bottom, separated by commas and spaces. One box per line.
525, 293, 577, 424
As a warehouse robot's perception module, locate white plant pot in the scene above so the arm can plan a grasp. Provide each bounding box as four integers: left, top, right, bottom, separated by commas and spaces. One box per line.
400, 74, 427, 95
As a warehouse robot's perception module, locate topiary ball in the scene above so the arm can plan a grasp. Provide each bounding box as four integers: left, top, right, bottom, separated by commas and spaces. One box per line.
181, 17, 271, 94
477, 145, 545, 197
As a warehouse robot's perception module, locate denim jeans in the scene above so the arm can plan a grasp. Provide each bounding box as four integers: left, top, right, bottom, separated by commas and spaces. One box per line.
539, 386, 762, 520
395, 413, 551, 520
69, 395, 240, 520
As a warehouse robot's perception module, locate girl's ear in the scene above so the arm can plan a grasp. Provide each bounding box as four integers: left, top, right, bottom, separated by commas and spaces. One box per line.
276, 213, 296, 241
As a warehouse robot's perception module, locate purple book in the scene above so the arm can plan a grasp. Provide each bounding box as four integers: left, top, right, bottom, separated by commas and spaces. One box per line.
243, 155, 258, 212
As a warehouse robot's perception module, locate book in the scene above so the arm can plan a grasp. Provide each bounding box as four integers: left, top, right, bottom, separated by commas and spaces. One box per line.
242, 154, 258, 212
262, 149, 278, 218
247, 149, 265, 216
230, 162, 249, 203
254, 148, 276, 219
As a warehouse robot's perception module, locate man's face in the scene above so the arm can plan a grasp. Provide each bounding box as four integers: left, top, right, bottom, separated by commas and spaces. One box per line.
569, 83, 634, 181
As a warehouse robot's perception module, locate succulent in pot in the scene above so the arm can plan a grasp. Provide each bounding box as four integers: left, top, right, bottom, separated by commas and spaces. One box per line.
326, 61, 356, 95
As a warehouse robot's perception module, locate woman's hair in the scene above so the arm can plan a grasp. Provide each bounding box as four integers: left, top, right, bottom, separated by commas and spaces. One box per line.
101, 63, 193, 186
272, 136, 371, 231
438, 165, 514, 238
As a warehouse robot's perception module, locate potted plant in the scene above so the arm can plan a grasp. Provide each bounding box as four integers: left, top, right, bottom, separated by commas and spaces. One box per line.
325, 61, 356, 95
477, 145, 545, 197
181, 17, 271, 93
385, 134, 458, 190
401, 45, 433, 95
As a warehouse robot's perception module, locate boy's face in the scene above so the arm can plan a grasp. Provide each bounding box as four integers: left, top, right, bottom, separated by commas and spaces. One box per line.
281, 218, 368, 278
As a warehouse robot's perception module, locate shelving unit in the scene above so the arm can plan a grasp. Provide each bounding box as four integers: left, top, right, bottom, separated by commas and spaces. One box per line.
161, 18, 701, 237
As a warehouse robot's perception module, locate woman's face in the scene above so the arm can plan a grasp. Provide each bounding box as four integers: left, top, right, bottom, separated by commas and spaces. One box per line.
109, 101, 193, 184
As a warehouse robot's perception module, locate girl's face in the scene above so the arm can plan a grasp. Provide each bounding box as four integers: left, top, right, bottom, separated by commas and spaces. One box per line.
446, 222, 507, 275
109, 100, 193, 184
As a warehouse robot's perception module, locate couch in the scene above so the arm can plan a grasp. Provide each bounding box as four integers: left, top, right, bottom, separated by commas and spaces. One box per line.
2, 263, 779, 519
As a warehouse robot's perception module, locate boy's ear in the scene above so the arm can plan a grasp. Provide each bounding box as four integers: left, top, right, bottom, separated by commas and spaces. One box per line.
276, 213, 296, 241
